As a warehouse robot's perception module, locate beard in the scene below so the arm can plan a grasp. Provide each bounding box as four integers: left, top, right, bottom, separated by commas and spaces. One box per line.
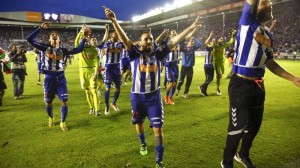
53, 39, 58, 45
50, 39, 59, 47
143, 44, 153, 53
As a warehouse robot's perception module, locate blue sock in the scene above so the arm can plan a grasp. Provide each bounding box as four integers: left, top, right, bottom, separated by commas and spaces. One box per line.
170, 85, 176, 97
112, 91, 120, 105
138, 133, 146, 145
165, 90, 170, 97
46, 105, 53, 118
155, 145, 165, 163
61, 106, 68, 122
104, 90, 110, 107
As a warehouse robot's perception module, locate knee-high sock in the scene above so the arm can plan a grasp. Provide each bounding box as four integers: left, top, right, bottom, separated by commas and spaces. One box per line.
165, 90, 170, 97
104, 90, 110, 107
90, 88, 100, 112
46, 105, 53, 118
170, 85, 176, 97
85, 90, 93, 109
138, 133, 146, 145
112, 91, 120, 105
155, 136, 164, 163
217, 78, 221, 90
61, 106, 68, 122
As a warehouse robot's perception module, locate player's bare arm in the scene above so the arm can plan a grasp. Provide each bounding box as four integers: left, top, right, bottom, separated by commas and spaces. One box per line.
103, 6, 133, 50
205, 31, 214, 45
266, 59, 300, 87
167, 16, 202, 49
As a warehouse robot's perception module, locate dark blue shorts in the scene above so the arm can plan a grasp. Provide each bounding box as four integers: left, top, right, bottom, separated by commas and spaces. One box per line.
131, 99, 164, 128
44, 76, 68, 102
104, 65, 122, 88
165, 64, 179, 82
121, 57, 131, 71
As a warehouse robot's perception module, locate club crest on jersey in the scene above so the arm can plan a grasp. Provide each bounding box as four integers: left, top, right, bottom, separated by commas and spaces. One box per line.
139, 64, 157, 73
255, 33, 271, 48
46, 47, 63, 60
109, 48, 122, 53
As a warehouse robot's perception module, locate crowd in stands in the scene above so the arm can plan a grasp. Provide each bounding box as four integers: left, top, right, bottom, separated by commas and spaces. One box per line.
0, 0, 298, 57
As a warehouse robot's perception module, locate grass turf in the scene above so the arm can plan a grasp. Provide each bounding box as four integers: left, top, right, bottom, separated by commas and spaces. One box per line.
0, 52, 299, 168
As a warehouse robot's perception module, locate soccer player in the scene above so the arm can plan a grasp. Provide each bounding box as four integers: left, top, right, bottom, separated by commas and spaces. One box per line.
26, 22, 87, 131
104, 6, 202, 168
157, 29, 180, 105
175, 28, 202, 99
101, 29, 125, 115
221, 0, 300, 168
75, 24, 101, 116
120, 49, 131, 85
155, 29, 169, 90
198, 31, 215, 96
212, 29, 236, 96
93, 24, 110, 103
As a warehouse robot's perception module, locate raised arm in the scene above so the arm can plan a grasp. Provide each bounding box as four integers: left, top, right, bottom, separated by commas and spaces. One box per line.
167, 16, 202, 49
185, 26, 199, 40
67, 29, 89, 55
101, 24, 109, 43
246, 0, 257, 5
205, 31, 214, 45
222, 29, 237, 48
104, 6, 133, 50
26, 22, 51, 51
74, 24, 86, 48
266, 59, 300, 87
155, 29, 169, 45
269, 20, 277, 32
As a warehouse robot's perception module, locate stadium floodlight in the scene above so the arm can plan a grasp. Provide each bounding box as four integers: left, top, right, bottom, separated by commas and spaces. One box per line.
132, 7, 162, 22
43, 13, 51, 20
164, 3, 176, 12
132, 0, 192, 22
174, 0, 192, 8
51, 13, 58, 20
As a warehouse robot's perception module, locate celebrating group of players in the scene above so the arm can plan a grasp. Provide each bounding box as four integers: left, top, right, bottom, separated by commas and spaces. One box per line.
18, 1, 300, 168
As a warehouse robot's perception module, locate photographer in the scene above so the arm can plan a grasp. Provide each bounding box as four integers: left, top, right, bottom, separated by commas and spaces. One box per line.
8, 44, 27, 99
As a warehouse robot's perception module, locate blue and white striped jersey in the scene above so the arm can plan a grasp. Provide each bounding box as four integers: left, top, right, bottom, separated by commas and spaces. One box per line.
102, 40, 125, 66
204, 46, 214, 66
121, 49, 129, 59
128, 44, 170, 101
166, 45, 180, 66
26, 28, 85, 75
233, 1, 274, 77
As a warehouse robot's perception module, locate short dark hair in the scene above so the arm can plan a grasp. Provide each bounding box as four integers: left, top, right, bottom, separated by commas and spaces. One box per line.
109, 31, 116, 38
139, 31, 152, 40
50, 31, 58, 35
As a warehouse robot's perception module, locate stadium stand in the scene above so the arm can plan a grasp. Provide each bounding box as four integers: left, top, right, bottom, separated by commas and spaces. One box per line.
0, 0, 299, 59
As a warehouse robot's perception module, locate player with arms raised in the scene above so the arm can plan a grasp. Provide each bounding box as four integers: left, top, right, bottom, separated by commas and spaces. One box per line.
26, 22, 88, 131
75, 24, 101, 116
221, 0, 300, 167
104, 6, 202, 168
